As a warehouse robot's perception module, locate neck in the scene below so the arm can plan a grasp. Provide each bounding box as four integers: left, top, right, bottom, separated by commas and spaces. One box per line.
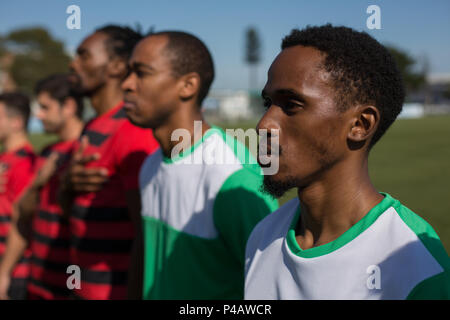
295, 155, 383, 249
90, 80, 124, 116
3, 131, 29, 152
58, 117, 84, 142
153, 104, 210, 158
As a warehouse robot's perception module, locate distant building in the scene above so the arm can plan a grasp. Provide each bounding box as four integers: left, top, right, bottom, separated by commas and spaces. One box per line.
28, 100, 44, 133
402, 73, 450, 117
203, 89, 252, 121
398, 103, 425, 119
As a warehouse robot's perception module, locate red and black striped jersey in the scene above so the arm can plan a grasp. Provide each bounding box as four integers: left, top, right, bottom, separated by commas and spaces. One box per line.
69, 101, 159, 300
0, 143, 36, 281
28, 139, 76, 300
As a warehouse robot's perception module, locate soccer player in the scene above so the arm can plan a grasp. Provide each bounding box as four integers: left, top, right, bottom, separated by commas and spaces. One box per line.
61, 25, 159, 300
0, 74, 84, 300
122, 31, 278, 299
0, 92, 36, 299
244, 24, 450, 300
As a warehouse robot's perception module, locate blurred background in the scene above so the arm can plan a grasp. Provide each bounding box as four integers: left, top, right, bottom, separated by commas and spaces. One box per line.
0, 0, 449, 251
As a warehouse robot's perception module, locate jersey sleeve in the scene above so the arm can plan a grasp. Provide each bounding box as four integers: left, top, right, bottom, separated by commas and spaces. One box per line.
114, 122, 159, 191
8, 155, 36, 203
395, 201, 450, 300
407, 270, 450, 299
213, 168, 278, 266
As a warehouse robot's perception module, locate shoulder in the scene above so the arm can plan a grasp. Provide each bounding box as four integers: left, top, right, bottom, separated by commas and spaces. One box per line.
40, 140, 75, 156
12, 145, 36, 169
390, 196, 450, 271
40, 143, 57, 158
139, 149, 163, 188
407, 269, 450, 300
213, 126, 260, 173
15, 144, 36, 159
141, 149, 162, 171
109, 121, 159, 167
114, 119, 154, 140
218, 166, 262, 191
204, 127, 261, 184
208, 129, 277, 207
246, 198, 299, 256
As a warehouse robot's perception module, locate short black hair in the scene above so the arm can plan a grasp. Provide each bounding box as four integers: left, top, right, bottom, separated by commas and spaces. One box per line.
35, 74, 84, 119
96, 24, 143, 62
150, 31, 215, 105
0, 92, 31, 130
281, 24, 405, 148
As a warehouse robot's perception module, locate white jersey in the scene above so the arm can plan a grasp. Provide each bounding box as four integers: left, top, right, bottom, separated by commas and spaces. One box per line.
245, 193, 449, 300
139, 126, 278, 299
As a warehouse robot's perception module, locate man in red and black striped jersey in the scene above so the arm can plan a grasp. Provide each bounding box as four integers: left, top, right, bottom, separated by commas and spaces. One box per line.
0, 92, 36, 300
0, 74, 84, 300
60, 25, 159, 299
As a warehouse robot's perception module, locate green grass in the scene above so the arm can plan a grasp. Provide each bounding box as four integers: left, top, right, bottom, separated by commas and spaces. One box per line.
29, 115, 450, 252
369, 116, 450, 253
28, 133, 59, 152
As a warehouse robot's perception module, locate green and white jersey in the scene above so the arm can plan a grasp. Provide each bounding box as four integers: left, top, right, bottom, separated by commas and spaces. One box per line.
140, 126, 278, 299
245, 193, 450, 300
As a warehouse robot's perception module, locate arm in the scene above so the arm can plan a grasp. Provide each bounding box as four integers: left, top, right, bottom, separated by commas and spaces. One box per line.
0, 203, 30, 300
59, 136, 109, 219
0, 152, 59, 300
0, 163, 6, 193
18, 152, 60, 221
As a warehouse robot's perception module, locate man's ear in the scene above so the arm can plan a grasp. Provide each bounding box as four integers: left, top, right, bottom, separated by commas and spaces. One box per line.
107, 57, 128, 78
347, 105, 380, 148
61, 97, 77, 118
178, 72, 200, 101
10, 116, 25, 132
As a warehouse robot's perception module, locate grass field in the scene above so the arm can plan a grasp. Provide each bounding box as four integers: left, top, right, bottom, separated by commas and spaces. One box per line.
29, 115, 450, 252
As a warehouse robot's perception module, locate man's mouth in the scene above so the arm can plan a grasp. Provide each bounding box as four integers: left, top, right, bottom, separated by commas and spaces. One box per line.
257, 139, 281, 168
68, 72, 81, 84
123, 99, 137, 111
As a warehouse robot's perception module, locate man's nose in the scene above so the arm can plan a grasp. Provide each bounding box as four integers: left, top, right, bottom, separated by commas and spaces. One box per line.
121, 72, 136, 92
69, 57, 78, 73
257, 107, 280, 134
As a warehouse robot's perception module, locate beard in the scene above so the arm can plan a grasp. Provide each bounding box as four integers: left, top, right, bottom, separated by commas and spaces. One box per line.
68, 71, 105, 97
125, 107, 171, 130
260, 174, 299, 198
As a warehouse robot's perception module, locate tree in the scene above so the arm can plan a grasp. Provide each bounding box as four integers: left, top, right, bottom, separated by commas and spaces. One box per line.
386, 46, 426, 96
0, 35, 6, 57
244, 27, 262, 92
1, 27, 71, 95
444, 84, 450, 100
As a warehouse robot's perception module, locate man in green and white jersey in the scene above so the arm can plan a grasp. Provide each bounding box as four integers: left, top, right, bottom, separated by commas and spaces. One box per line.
244, 25, 449, 300
122, 31, 278, 299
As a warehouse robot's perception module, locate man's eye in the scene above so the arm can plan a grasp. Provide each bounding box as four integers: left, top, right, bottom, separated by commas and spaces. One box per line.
263, 98, 272, 109
135, 70, 149, 78
284, 101, 303, 110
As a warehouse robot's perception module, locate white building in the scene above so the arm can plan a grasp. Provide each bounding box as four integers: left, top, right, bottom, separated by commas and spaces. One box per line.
204, 89, 252, 121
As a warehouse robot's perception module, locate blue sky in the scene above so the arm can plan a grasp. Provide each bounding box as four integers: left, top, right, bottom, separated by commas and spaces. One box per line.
1, 0, 449, 90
